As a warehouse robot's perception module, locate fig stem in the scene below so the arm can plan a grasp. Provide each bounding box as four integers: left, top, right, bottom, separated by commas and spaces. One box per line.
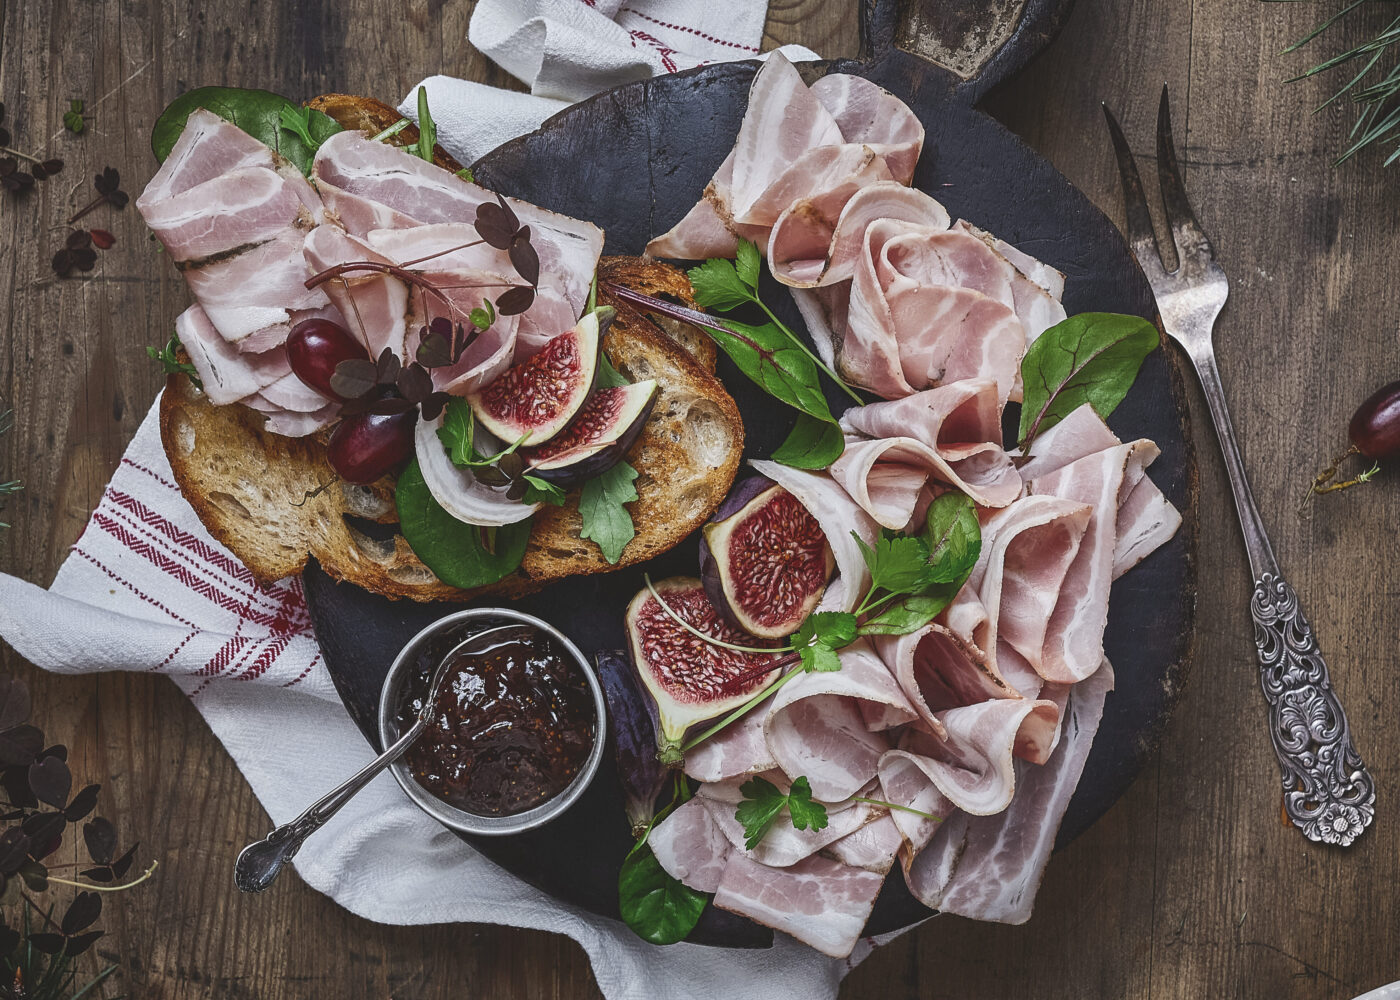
680, 667, 802, 754
643, 574, 791, 655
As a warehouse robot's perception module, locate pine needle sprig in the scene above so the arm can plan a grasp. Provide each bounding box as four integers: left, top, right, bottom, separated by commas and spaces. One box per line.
1276, 0, 1400, 164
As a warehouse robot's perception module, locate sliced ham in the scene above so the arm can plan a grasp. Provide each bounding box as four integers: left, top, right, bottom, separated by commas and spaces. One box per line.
242, 395, 339, 438
953, 220, 1066, 347
700, 792, 882, 870
808, 74, 923, 185
142, 167, 314, 264
174, 305, 289, 406
765, 640, 918, 802
713, 852, 885, 959
649, 797, 731, 894
181, 228, 329, 347
831, 379, 1021, 527
302, 225, 411, 363
683, 708, 777, 784
914, 659, 1114, 922
823, 813, 904, 874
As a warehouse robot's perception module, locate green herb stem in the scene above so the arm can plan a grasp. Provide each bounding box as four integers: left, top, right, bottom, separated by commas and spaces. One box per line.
850, 797, 945, 822
753, 296, 863, 404
643, 574, 790, 655
679, 666, 802, 753
370, 119, 413, 142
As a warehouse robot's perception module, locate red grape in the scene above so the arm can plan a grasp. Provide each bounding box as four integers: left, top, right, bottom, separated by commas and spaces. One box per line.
1349, 380, 1400, 461
328, 411, 417, 484
287, 318, 367, 401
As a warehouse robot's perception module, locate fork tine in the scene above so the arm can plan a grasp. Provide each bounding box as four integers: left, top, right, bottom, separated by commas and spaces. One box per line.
1155, 84, 1217, 270
1102, 102, 1169, 281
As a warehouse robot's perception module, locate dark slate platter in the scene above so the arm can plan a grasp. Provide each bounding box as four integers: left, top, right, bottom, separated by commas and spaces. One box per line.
306, 0, 1199, 948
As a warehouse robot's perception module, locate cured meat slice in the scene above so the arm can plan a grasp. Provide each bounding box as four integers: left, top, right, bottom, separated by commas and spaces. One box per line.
302, 225, 411, 363
241, 394, 340, 438
1114, 473, 1182, 577
831, 379, 1021, 526
764, 640, 917, 802
823, 813, 904, 874
873, 623, 1017, 737
875, 752, 955, 856
700, 792, 882, 869
141, 167, 315, 265
878, 694, 1060, 816
174, 305, 292, 406
140, 109, 278, 206
683, 708, 777, 784
1014, 403, 1121, 481
952, 220, 1067, 347
713, 852, 885, 959
1028, 442, 1156, 682
911, 660, 1114, 922
649, 797, 731, 894
182, 228, 329, 347
749, 460, 878, 614
809, 74, 924, 185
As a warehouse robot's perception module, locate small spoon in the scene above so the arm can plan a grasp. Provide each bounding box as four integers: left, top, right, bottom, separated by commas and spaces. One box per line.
234, 625, 519, 893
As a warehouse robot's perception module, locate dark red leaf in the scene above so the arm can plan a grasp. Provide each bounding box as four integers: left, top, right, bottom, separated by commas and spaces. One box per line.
66, 930, 104, 956
0, 157, 13, 176
506, 479, 527, 501
94, 166, 120, 195
23, 812, 65, 856
1, 767, 35, 808
374, 347, 401, 383
62, 891, 101, 935
0, 725, 41, 766
18, 859, 47, 891
30, 163, 48, 180
329, 358, 378, 401
111, 841, 139, 879
41, 159, 63, 175
51, 249, 73, 276
419, 392, 451, 422
415, 331, 451, 369
79, 866, 113, 883
474, 465, 509, 487
28, 932, 65, 955
0, 830, 30, 874
39, 744, 66, 762
498, 452, 525, 479
89, 228, 115, 250
73, 247, 97, 271
108, 189, 129, 209
66, 229, 91, 250
83, 816, 116, 864
473, 199, 516, 250
495, 285, 535, 316
0, 677, 30, 732
0, 925, 19, 957
395, 364, 433, 403
0, 126, 9, 146
28, 756, 70, 807
509, 229, 539, 286
64, 783, 100, 821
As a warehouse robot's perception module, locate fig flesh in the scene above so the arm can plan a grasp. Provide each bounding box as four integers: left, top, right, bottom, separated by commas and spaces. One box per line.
466, 307, 609, 446
625, 577, 784, 766
698, 479, 835, 639
522, 379, 658, 487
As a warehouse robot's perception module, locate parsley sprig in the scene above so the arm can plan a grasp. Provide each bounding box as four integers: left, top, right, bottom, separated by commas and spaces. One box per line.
735, 776, 828, 850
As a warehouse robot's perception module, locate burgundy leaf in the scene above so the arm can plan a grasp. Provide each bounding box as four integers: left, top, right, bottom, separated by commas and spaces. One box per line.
28, 932, 64, 955
111, 841, 139, 879
89, 228, 115, 250
70, 247, 97, 272
374, 347, 401, 383
40, 158, 63, 176
0, 126, 9, 146
66, 230, 91, 250
0, 830, 30, 874
428, 315, 454, 339
28, 756, 71, 807
18, 859, 47, 891
107, 189, 129, 209
65, 930, 104, 956
0, 725, 42, 766
506, 479, 527, 501
419, 392, 451, 422
0, 157, 14, 176
29, 163, 48, 181
415, 331, 451, 369
497, 452, 525, 479
94, 166, 120, 195
1, 767, 35, 809
0, 677, 30, 732
495, 285, 535, 316
64, 783, 100, 822
51, 249, 73, 277
474, 465, 509, 487
473, 200, 515, 250
39, 744, 66, 763
22, 812, 64, 858
83, 816, 116, 865
62, 891, 101, 935
395, 364, 433, 403
79, 866, 113, 883
0, 925, 19, 957
509, 229, 540, 286
329, 358, 378, 400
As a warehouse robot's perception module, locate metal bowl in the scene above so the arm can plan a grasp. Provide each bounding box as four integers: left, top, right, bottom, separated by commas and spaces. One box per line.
376, 607, 607, 837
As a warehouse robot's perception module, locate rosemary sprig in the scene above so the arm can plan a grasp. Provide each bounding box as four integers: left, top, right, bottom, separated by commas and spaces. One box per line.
1275, 0, 1400, 165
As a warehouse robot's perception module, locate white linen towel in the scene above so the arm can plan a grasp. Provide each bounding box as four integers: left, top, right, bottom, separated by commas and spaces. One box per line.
0, 3, 880, 998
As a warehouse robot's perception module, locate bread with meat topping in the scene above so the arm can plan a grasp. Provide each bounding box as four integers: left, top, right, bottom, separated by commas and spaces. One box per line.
157, 95, 743, 602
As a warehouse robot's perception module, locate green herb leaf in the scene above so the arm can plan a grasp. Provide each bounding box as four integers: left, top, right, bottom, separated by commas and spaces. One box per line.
415, 88, 437, 163
395, 459, 531, 589
855, 531, 934, 597
687, 257, 755, 312
436, 399, 531, 468
771, 411, 844, 470
735, 775, 829, 851
595, 352, 630, 390
521, 475, 566, 506
798, 642, 842, 674
468, 298, 496, 332
618, 841, 708, 945
796, 611, 859, 649
63, 99, 85, 134
152, 87, 343, 175
456, 167, 475, 182
146, 333, 201, 388
278, 105, 317, 148
709, 319, 836, 425
1017, 312, 1158, 451
858, 592, 954, 636
579, 461, 639, 564
734, 237, 762, 292
922, 492, 981, 584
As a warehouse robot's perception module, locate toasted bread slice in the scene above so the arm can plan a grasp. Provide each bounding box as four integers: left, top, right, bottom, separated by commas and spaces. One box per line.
158, 96, 742, 601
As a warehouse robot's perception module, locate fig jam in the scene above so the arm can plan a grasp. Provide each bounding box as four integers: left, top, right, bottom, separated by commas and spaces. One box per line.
396, 623, 596, 817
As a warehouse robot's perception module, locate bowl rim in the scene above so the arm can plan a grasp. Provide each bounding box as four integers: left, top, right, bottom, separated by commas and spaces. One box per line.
376, 606, 608, 837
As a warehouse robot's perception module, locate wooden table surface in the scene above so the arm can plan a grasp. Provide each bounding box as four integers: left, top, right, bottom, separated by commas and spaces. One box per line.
2, 0, 1397, 996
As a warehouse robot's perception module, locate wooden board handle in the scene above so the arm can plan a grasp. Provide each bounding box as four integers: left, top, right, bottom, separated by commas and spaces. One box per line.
860, 0, 1077, 103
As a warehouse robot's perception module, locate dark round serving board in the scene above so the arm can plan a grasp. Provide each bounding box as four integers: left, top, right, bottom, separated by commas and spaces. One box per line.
306, 0, 1199, 948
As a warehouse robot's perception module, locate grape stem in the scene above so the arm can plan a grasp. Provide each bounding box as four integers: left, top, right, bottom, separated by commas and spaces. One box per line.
1300, 443, 1376, 512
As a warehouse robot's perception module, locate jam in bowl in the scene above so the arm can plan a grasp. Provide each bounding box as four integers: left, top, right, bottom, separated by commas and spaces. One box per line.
377, 608, 606, 836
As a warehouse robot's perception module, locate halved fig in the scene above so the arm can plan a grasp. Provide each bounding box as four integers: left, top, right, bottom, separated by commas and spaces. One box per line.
698, 478, 835, 638
626, 577, 784, 766
522, 379, 658, 487
466, 307, 609, 445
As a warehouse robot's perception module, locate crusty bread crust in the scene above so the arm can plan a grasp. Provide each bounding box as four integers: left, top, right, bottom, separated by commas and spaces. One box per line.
157, 95, 743, 601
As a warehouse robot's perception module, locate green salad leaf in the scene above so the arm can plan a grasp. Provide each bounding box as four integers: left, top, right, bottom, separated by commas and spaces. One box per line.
395, 459, 530, 589
618, 841, 708, 946
1017, 312, 1159, 451
579, 461, 639, 564
151, 87, 343, 174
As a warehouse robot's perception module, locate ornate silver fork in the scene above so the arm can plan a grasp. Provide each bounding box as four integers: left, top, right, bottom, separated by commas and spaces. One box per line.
1103, 87, 1375, 846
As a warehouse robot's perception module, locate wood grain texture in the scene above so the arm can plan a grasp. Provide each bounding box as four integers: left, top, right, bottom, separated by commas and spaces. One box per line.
0, 0, 1395, 997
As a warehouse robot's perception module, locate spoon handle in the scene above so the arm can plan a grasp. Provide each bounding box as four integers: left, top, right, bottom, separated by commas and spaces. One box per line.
235, 720, 424, 892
